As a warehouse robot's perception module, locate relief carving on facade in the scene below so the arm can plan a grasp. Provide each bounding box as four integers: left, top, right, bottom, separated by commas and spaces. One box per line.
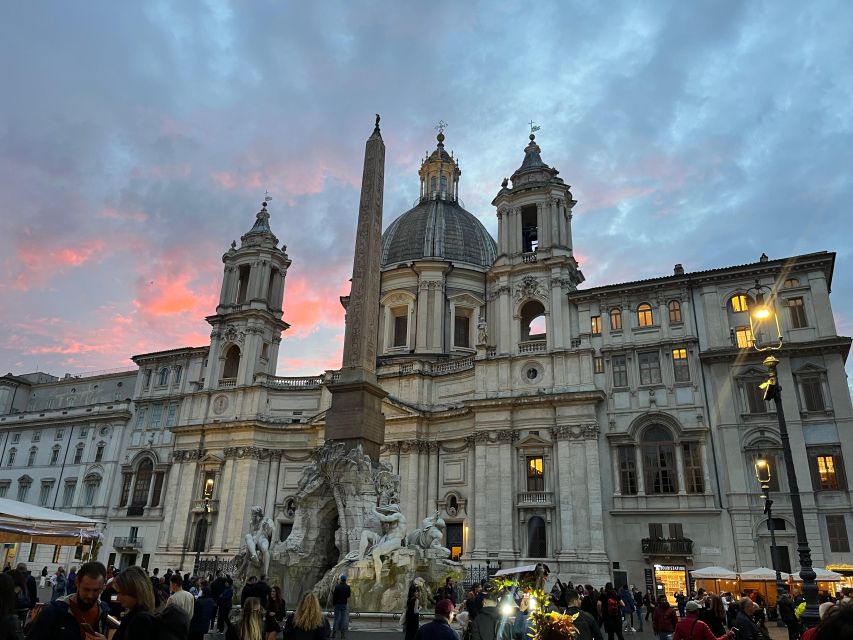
552, 424, 600, 440
514, 275, 549, 301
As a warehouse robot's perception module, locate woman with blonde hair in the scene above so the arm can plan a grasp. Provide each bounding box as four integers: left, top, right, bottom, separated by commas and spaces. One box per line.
226, 596, 264, 640
282, 592, 330, 639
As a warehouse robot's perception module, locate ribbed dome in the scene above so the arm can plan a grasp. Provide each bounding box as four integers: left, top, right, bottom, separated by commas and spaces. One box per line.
381, 198, 497, 268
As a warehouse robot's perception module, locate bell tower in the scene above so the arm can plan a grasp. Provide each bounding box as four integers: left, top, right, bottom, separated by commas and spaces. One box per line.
487, 132, 584, 354
204, 200, 291, 389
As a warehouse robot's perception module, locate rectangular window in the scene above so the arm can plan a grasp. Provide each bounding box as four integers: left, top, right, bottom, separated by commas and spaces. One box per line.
165, 404, 178, 427
151, 473, 165, 507
12, 433, 20, 444
63, 482, 76, 507
683, 443, 704, 493
0, 484, 8, 498
744, 380, 767, 414
74, 446, 83, 464
617, 446, 637, 495
445, 522, 463, 562
591, 316, 601, 335
393, 313, 407, 347
638, 351, 662, 385
787, 297, 807, 329
810, 451, 846, 491
50, 448, 60, 465
593, 356, 605, 374
144, 369, 152, 388
52, 545, 61, 563
39, 483, 51, 506
643, 443, 677, 494
28, 543, 38, 563
119, 473, 132, 507
735, 326, 754, 349
28, 449, 37, 466
135, 407, 147, 428
32, 431, 41, 442
55, 429, 64, 440
454, 314, 470, 348
17, 484, 29, 502
79, 427, 88, 438
84, 482, 97, 506
526, 456, 545, 492
827, 515, 850, 553
612, 355, 628, 387
6, 450, 14, 466
610, 309, 622, 331
672, 348, 690, 382
150, 404, 163, 428
95, 444, 104, 462
801, 377, 824, 412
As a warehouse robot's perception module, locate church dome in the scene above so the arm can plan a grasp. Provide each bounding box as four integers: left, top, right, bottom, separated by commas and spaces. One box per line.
380, 130, 497, 269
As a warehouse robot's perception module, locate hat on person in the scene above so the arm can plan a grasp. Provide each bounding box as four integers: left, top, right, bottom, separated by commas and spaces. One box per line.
435, 599, 454, 616
685, 601, 701, 612
340, 575, 347, 581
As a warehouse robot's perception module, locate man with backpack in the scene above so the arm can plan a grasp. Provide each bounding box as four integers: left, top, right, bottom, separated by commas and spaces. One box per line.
26, 562, 110, 640
566, 590, 603, 640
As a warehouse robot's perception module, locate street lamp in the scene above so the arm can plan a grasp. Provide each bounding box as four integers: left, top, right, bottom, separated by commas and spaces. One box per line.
194, 487, 212, 575
754, 458, 788, 608
746, 281, 820, 629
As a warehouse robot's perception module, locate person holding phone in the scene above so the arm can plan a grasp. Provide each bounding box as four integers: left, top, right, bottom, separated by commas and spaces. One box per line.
26, 562, 111, 640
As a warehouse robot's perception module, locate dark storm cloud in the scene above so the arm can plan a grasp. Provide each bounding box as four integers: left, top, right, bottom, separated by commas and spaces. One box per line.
0, 1, 851, 384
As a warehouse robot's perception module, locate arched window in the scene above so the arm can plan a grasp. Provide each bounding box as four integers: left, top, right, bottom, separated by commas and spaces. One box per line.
642, 425, 677, 494
668, 300, 682, 324
157, 368, 169, 386
527, 516, 547, 558
132, 458, 153, 506
440, 175, 447, 193
609, 308, 622, 331
730, 294, 749, 313
50, 446, 61, 465
6, 448, 16, 466
74, 444, 84, 464
235, 264, 251, 304
520, 300, 546, 341
193, 518, 209, 553
267, 268, 278, 305
173, 365, 182, 385
637, 303, 654, 327
222, 345, 241, 379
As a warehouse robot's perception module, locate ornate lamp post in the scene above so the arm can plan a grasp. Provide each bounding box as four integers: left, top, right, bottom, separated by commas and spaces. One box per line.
746, 281, 820, 629
754, 458, 788, 608
194, 480, 213, 575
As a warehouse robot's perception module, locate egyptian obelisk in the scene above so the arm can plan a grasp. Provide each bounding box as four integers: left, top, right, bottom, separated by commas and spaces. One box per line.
324, 115, 388, 460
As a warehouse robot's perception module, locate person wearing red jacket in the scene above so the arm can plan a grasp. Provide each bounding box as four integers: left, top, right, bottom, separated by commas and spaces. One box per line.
673, 601, 734, 640
652, 597, 678, 640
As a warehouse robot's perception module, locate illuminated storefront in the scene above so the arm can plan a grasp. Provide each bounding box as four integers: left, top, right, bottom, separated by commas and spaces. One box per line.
653, 564, 688, 601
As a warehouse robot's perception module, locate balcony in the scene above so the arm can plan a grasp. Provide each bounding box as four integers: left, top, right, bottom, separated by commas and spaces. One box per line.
518, 491, 554, 507
218, 378, 237, 389
641, 537, 694, 556
114, 536, 143, 549
522, 251, 538, 264
192, 498, 219, 513
518, 340, 546, 354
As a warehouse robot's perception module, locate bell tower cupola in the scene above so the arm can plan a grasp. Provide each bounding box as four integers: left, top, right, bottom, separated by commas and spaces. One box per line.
205, 199, 291, 389
417, 124, 461, 203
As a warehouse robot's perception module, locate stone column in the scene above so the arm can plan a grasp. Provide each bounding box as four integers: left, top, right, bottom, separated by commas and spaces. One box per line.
584, 434, 605, 553
536, 202, 547, 250
635, 447, 646, 495
675, 443, 687, 495
431, 282, 443, 351
472, 437, 488, 557
564, 203, 574, 251
264, 453, 281, 519
701, 442, 712, 495
211, 457, 234, 550
514, 208, 522, 254
498, 434, 514, 555
555, 436, 575, 553
416, 280, 429, 350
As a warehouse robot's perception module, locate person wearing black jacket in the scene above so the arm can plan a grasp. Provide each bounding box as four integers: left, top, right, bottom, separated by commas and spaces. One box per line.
27, 562, 111, 640
190, 586, 218, 640
217, 578, 235, 632
331, 575, 351, 639
565, 590, 603, 640
0, 573, 25, 640
15, 563, 38, 609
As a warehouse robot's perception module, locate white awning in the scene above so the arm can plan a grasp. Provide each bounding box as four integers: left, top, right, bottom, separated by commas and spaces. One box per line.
791, 568, 842, 582
738, 567, 791, 581
0, 497, 101, 545
690, 566, 738, 579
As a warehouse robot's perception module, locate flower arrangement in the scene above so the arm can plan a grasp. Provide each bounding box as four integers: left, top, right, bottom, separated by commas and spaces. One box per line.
493, 569, 579, 639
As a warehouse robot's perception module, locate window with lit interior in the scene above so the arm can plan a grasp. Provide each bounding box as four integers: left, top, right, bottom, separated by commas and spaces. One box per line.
637, 303, 654, 327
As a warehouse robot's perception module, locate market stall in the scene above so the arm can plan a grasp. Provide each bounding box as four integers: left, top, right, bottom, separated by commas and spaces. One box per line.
789, 568, 843, 597
737, 567, 792, 606
690, 566, 739, 596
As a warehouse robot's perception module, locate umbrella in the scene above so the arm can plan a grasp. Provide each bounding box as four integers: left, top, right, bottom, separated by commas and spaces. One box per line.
739, 567, 791, 581
691, 566, 738, 579
791, 568, 842, 581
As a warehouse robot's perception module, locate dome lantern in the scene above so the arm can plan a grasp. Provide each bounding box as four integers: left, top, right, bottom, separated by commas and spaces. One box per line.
418, 122, 462, 203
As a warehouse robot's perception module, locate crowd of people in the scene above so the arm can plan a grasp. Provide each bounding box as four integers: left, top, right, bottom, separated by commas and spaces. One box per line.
0, 561, 341, 640
405, 576, 853, 640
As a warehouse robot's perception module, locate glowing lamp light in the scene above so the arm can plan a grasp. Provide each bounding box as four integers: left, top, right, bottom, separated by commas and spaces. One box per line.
754, 458, 771, 487
753, 306, 771, 320
528, 596, 537, 611
501, 602, 515, 617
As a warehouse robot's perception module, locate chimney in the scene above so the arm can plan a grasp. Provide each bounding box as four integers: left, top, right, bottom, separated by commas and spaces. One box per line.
760, 253, 769, 262
673, 264, 685, 275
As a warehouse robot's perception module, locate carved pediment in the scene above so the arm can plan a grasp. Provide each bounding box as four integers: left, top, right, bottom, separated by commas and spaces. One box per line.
515, 433, 552, 448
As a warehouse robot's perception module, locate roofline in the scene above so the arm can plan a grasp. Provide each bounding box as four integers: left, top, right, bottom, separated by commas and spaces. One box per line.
131, 346, 208, 363
569, 251, 835, 298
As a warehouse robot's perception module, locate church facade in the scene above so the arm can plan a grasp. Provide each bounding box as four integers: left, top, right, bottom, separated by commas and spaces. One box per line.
1, 129, 851, 598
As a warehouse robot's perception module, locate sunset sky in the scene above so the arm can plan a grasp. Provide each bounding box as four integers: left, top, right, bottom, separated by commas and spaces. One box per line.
1, 1, 852, 385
